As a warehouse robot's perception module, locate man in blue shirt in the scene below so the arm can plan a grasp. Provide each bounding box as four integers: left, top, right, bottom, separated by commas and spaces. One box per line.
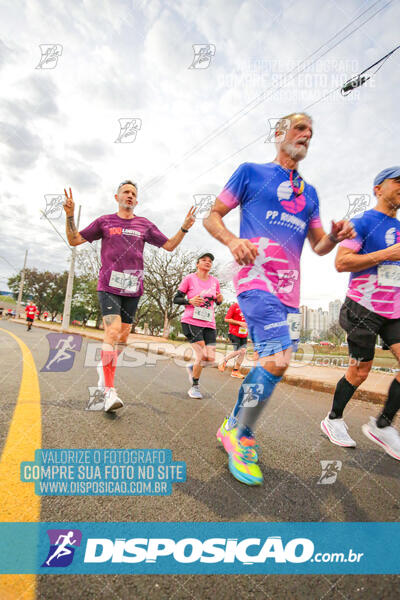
204, 112, 355, 485
321, 167, 400, 460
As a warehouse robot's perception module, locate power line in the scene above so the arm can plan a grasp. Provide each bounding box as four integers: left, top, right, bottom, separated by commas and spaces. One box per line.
341, 42, 400, 94
142, 0, 391, 192
40, 210, 71, 250
184, 0, 393, 185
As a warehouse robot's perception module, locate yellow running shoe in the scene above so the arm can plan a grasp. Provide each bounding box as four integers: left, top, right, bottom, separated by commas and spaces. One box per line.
229, 430, 263, 485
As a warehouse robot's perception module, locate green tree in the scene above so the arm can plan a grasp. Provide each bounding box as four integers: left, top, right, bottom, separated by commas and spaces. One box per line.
8, 268, 70, 319
214, 301, 231, 340
141, 247, 198, 337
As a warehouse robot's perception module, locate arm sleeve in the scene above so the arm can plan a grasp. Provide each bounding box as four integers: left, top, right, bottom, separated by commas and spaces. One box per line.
308, 186, 322, 229
173, 290, 189, 305
340, 216, 363, 252
79, 217, 103, 243
145, 220, 169, 247
218, 163, 249, 210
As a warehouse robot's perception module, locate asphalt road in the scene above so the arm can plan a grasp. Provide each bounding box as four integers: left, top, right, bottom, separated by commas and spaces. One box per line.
0, 320, 399, 599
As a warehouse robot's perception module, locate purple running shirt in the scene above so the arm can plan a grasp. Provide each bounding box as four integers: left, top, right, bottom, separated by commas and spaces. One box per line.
80, 213, 168, 297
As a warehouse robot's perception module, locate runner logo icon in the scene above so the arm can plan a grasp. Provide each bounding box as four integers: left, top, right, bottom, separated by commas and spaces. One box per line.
42, 529, 82, 567
41, 333, 82, 372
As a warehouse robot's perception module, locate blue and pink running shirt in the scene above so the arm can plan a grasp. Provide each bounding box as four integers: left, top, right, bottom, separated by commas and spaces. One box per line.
218, 162, 322, 308
340, 208, 400, 318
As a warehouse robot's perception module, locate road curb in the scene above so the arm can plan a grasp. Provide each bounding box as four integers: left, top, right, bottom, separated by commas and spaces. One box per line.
10, 318, 386, 406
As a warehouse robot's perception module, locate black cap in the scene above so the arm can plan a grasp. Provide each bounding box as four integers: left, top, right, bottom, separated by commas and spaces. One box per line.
197, 252, 214, 262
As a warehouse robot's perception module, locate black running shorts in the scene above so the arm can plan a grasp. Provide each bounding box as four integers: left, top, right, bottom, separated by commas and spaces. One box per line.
98, 291, 140, 324
228, 333, 247, 350
26, 316, 34, 323
339, 297, 400, 362
181, 322, 216, 345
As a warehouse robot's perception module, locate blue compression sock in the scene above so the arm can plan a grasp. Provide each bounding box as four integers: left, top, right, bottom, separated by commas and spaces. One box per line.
227, 366, 281, 438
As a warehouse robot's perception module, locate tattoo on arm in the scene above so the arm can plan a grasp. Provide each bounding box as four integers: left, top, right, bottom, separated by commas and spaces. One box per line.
67, 216, 78, 234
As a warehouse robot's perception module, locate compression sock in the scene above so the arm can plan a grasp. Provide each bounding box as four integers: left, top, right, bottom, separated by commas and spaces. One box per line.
101, 350, 118, 388
329, 376, 357, 419
192, 377, 199, 386
228, 366, 282, 438
376, 378, 400, 428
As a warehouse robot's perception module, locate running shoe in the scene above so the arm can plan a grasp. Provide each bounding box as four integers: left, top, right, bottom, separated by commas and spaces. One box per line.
362, 417, 400, 460
321, 414, 356, 447
97, 360, 105, 388
188, 385, 202, 399
186, 364, 194, 384
216, 417, 258, 462
227, 429, 263, 485
218, 361, 227, 373
104, 388, 124, 412
231, 369, 245, 379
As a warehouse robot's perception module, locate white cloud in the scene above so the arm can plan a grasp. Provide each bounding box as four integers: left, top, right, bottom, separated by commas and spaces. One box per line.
0, 0, 399, 309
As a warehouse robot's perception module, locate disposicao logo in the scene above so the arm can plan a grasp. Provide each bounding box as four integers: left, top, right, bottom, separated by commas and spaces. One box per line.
42, 529, 82, 567
83, 536, 314, 565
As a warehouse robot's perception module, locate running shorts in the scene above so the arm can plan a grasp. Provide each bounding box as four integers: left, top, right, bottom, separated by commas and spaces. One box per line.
228, 333, 248, 350
98, 291, 140, 324
181, 323, 216, 345
339, 296, 400, 362
237, 289, 300, 358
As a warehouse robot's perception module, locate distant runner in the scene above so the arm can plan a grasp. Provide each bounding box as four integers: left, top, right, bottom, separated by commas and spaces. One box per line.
174, 253, 223, 398
321, 167, 400, 460
64, 180, 195, 412
25, 300, 38, 331
218, 301, 248, 378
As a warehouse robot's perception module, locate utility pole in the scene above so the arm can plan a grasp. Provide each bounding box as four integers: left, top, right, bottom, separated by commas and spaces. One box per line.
16, 249, 28, 319
61, 206, 81, 332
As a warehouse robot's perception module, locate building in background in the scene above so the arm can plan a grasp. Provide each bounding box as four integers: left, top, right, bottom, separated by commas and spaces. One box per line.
300, 299, 342, 340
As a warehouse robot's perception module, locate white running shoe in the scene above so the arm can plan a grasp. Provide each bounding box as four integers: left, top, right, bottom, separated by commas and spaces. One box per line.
188, 385, 202, 399
321, 414, 356, 447
186, 364, 194, 384
97, 361, 105, 388
104, 388, 124, 412
362, 417, 400, 460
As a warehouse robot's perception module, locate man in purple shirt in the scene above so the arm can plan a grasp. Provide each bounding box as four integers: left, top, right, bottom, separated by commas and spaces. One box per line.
64, 180, 195, 412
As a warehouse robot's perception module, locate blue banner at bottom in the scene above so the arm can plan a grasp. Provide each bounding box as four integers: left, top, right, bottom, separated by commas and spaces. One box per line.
0, 522, 399, 574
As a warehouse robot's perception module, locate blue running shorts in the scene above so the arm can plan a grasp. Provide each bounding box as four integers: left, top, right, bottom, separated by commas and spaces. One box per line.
237, 289, 300, 358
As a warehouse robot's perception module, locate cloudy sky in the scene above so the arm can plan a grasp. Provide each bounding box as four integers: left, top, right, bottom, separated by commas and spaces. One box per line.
0, 0, 399, 308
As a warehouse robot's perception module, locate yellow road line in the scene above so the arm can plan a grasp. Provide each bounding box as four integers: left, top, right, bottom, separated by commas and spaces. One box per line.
0, 328, 41, 600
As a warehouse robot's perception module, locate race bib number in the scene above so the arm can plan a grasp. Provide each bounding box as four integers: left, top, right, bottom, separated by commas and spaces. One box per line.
378, 264, 400, 287
238, 326, 248, 335
193, 306, 213, 322
109, 270, 139, 293
287, 313, 301, 340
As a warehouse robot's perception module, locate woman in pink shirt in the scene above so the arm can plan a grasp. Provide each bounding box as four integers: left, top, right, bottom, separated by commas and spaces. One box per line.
174, 253, 223, 398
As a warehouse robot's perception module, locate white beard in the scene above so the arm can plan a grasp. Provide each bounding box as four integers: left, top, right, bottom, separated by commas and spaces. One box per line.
282, 141, 307, 161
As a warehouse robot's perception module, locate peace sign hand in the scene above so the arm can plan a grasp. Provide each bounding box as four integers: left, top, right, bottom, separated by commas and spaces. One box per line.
63, 188, 75, 217
182, 206, 197, 231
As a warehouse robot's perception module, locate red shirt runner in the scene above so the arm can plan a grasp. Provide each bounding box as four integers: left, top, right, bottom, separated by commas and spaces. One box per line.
225, 302, 248, 337
25, 304, 38, 319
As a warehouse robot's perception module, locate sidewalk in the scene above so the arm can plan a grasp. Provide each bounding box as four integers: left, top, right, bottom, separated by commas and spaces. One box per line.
10, 318, 391, 405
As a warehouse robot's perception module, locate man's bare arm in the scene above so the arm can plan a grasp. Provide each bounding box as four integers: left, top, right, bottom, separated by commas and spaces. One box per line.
63, 188, 86, 246
203, 199, 258, 265
307, 220, 355, 256
335, 245, 400, 272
